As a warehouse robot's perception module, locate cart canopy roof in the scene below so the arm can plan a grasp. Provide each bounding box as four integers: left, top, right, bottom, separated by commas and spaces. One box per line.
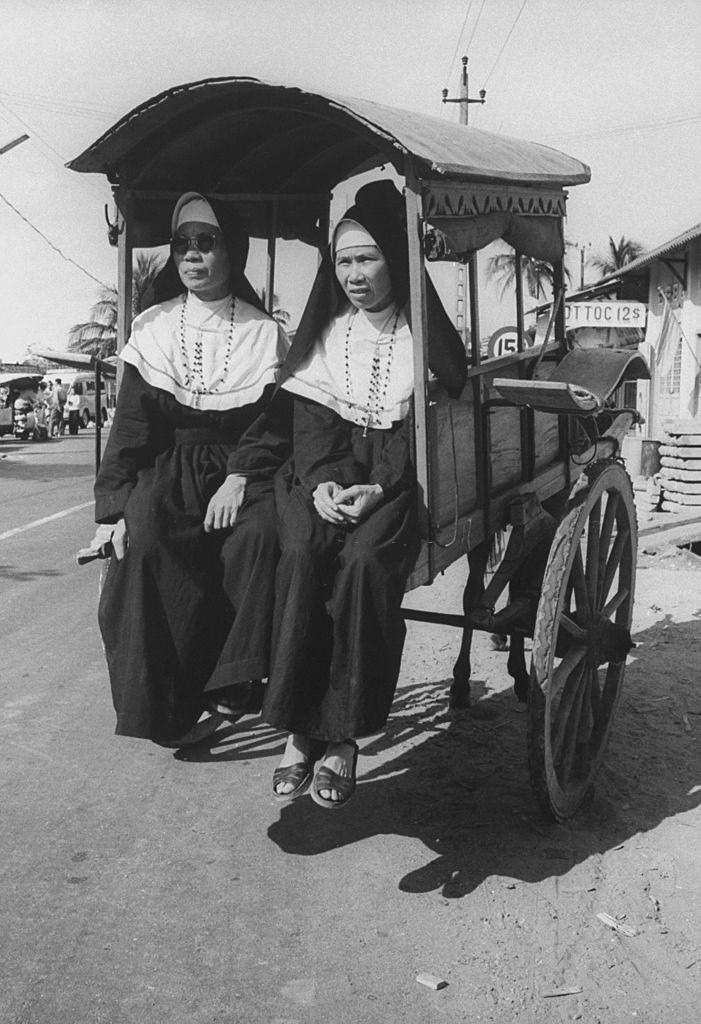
69, 76, 589, 192
68, 78, 589, 256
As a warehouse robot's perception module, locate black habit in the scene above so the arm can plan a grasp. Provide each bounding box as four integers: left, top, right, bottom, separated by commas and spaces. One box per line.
229, 389, 420, 742
94, 364, 278, 743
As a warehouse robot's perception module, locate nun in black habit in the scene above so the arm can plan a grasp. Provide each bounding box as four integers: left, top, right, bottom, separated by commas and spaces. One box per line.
228, 180, 467, 808
91, 192, 288, 746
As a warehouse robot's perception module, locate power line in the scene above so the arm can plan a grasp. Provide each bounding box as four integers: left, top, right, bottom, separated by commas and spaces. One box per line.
0, 88, 119, 118
0, 188, 110, 290
484, 0, 528, 87
544, 112, 701, 142
0, 97, 68, 165
0, 89, 119, 122
444, 2, 474, 87
464, 0, 488, 53
0, 97, 105, 197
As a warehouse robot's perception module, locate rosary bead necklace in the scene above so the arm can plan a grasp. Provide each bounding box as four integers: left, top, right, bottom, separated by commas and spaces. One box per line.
344, 305, 401, 436
179, 292, 236, 399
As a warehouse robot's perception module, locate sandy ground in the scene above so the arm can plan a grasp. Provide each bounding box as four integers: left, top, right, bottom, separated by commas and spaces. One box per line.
391, 513, 701, 1023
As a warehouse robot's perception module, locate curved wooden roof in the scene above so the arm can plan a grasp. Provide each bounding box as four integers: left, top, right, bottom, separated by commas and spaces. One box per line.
68, 77, 590, 193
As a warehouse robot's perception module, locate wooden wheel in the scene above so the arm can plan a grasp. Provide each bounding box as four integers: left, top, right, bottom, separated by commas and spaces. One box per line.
528, 460, 637, 820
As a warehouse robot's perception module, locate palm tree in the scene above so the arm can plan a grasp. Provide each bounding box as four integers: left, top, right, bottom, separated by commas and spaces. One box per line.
67, 285, 118, 358
258, 287, 291, 327
590, 235, 645, 278
68, 251, 166, 358
487, 251, 571, 300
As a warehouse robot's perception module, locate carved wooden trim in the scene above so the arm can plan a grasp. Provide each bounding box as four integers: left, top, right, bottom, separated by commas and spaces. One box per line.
424, 181, 567, 218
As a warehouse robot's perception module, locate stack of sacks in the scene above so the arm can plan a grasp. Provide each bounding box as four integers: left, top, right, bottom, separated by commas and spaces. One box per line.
659, 418, 701, 514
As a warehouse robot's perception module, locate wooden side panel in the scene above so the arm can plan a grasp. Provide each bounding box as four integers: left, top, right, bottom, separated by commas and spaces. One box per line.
407, 361, 562, 591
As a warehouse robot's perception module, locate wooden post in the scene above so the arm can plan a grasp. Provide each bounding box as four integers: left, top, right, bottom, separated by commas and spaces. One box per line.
553, 220, 566, 353
404, 166, 432, 581
515, 253, 524, 352
265, 198, 278, 313
553, 219, 570, 480
459, 57, 469, 126
94, 363, 102, 473
115, 187, 134, 388
468, 253, 491, 512
515, 252, 533, 481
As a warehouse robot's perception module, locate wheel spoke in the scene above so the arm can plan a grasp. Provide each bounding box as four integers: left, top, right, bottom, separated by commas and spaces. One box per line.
556, 663, 589, 787
560, 613, 587, 641
551, 645, 587, 695
571, 547, 591, 621
589, 665, 602, 727
551, 657, 587, 762
597, 492, 620, 602
602, 587, 630, 619
585, 498, 602, 608
570, 665, 598, 781
600, 525, 630, 606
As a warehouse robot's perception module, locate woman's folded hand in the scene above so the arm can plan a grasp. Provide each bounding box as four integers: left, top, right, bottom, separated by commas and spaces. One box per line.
312, 481, 346, 524
334, 483, 383, 524
204, 474, 247, 532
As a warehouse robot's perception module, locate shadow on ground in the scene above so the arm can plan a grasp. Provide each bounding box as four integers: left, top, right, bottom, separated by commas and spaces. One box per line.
0, 563, 64, 582
181, 613, 701, 897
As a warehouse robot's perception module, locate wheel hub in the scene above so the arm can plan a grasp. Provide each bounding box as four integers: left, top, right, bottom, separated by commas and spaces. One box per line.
588, 614, 634, 666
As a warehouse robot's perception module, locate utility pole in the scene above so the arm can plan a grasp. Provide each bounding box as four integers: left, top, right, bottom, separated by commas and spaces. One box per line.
579, 242, 591, 290
442, 56, 486, 125
442, 58, 486, 340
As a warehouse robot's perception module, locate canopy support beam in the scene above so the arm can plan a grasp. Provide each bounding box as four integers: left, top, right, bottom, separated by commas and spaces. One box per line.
115, 187, 134, 373
405, 166, 432, 583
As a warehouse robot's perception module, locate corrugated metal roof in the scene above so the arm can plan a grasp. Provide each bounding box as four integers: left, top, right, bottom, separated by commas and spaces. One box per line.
67, 76, 590, 192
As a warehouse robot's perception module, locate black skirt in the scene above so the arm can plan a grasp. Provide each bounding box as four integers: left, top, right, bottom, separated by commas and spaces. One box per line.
262, 421, 420, 742
95, 372, 278, 743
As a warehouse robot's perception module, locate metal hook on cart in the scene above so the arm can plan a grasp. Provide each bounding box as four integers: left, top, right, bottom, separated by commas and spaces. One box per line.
104, 204, 123, 247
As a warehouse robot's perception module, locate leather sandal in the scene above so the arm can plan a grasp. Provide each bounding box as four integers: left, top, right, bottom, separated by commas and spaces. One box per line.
311, 741, 359, 810
209, 679, 264, 721
272, 739, 325, 801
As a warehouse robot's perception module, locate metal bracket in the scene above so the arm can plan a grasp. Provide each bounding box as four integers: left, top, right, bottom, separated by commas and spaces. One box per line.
660, 256, 687, 290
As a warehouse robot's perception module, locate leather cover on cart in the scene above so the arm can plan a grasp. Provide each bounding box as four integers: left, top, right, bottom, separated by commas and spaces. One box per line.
492, 348, 650, 416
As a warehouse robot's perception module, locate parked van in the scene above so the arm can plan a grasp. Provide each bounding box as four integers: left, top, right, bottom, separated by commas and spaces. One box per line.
63, 373, 114, 434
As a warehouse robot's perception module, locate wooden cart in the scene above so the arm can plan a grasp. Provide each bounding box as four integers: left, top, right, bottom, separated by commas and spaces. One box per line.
69, 77, 650, 820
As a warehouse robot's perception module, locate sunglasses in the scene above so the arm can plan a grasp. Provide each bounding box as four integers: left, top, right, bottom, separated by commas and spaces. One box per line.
170, 232, 219, 255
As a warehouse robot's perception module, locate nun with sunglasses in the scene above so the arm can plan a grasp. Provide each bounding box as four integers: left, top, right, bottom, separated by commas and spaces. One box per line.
227, 181, 466, 808
90, 192, 288, 747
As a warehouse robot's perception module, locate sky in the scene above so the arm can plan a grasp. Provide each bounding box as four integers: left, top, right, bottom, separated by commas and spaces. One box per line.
0, 0, 700, 362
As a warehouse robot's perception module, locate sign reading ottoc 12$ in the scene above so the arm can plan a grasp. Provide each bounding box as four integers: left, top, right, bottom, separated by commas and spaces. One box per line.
566, 301, 647, 328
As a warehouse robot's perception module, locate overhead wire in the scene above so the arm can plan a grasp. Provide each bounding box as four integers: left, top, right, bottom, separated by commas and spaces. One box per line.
483, 0, 528, 87
544, 112, 701, 142
464, 0, 488, 53
0, 188, 110, 290
0, 88, 119, 121
444, 2, 474, 88
0, 97, 106, 198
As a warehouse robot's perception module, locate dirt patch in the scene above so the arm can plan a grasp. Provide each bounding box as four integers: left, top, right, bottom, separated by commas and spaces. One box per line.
392, 544, 701, 1023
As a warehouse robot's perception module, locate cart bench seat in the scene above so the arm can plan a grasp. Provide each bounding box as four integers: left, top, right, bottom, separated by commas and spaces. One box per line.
492, 347, 649, 416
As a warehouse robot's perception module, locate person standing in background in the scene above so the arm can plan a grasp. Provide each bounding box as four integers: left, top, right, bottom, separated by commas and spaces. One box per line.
49, 378, 67, 437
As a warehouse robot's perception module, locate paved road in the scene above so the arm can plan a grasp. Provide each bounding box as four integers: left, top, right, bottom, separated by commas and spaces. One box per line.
2, 429, 465, 1024
1, 430, 699, 1024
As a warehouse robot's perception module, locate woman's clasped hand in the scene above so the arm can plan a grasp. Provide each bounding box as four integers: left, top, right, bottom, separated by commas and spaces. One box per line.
312, 481, 383, 524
